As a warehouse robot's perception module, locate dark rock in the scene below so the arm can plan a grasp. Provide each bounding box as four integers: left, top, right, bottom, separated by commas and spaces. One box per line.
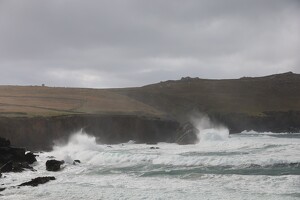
46, 160, 64, 171
175, 122, 199, 145
19, 176, 55, 187
0, 187, 5, 192
1, 161, 13, 172
73, 160, 81, 164
13, 162, 34, 172
150, 147, 159, 149
25, 152, 37, 164
1, 161, 34, 173
0, 137, 10, 147
0, 147, 26, 165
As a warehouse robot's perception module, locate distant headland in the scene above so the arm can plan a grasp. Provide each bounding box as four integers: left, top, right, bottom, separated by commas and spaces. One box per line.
1, 72, 300, 150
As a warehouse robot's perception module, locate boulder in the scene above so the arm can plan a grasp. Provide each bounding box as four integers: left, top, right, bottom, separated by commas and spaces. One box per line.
19, 176, 55, 187
25, 152, 37, 164
46, 160, 64, 171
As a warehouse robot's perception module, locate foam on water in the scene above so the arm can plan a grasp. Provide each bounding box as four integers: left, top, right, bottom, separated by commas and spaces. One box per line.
48, 129, 300, 168
191, 114, 229, 143
1, 129, 300, 200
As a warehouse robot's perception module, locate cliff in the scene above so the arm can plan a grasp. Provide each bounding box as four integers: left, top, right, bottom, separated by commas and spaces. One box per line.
0, 114, 180, 151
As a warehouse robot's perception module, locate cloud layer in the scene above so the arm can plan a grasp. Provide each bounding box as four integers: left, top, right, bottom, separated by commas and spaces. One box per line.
0, 0, 299, 88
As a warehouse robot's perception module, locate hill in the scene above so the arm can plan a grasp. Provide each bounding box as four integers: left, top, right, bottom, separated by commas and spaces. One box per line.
112, 72, 300, 133
0, 85, 164, 117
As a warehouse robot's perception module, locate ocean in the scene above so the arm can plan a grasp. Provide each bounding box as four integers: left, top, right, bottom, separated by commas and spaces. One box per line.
1, 130, 300, 200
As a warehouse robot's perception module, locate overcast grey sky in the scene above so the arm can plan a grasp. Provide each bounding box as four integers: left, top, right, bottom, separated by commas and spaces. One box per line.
0, 0, 299, 88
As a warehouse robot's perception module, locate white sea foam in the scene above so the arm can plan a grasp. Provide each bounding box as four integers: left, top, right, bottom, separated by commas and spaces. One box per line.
190, 113, 229, 143
1, 130, 300, 200
46, 130, 300, 168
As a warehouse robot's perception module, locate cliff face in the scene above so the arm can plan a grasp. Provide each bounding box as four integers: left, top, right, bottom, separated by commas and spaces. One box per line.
209, 111, 300, 133
0, 115, 180, 151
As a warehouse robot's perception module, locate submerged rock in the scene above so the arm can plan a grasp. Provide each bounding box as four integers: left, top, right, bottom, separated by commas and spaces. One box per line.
46, 160, 64, 171
19, 176, 55, 187
73, 160, 81, 165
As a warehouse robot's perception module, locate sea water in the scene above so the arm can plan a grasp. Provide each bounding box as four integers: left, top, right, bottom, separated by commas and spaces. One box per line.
1, 130, 300, 200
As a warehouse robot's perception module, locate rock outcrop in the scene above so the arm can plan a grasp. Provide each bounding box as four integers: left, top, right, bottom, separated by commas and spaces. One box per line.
19, 176, 55, 187
175, 122, 199, 144
46, 160, 64, 171
25, 152, 37, 164
0, 137, 35, 173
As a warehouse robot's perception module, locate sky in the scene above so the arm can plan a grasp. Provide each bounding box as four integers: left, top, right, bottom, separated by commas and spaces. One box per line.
0, 0, 299, 88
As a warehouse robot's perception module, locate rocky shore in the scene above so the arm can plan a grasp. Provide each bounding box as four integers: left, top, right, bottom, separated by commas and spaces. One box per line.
0, 137, 68, 192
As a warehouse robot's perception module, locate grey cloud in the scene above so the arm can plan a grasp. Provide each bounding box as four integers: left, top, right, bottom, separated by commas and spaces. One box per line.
0, 0, 299, 87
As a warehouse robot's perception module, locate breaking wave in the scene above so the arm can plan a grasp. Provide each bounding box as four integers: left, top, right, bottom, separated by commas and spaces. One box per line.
190, 114, 229, 143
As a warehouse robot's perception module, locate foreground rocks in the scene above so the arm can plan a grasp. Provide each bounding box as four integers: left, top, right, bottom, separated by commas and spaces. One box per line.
0, 137, 60, 193
46, 160, 64, 171
0, 137, 36, 174
25, 152, 37, 164
19, 176, 55, 187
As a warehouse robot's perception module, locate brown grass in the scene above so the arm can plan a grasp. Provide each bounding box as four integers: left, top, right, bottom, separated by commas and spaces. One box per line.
0, 86, 164, 117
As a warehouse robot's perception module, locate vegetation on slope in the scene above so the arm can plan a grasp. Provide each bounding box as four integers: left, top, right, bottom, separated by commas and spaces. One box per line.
112, 72, 300, 122
0, 86, 164, 118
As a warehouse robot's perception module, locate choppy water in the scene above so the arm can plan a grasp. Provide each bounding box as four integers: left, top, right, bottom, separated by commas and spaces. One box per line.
1, 130, 300, 200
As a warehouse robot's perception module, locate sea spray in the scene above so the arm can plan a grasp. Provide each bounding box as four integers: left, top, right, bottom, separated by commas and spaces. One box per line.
51, 130, 103, 164
190, 113, 229, 143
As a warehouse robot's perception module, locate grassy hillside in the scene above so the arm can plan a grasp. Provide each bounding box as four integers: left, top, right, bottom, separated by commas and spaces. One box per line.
112, 72, 300, 122
1, 72, 300, 126
0, 86, 164, 117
